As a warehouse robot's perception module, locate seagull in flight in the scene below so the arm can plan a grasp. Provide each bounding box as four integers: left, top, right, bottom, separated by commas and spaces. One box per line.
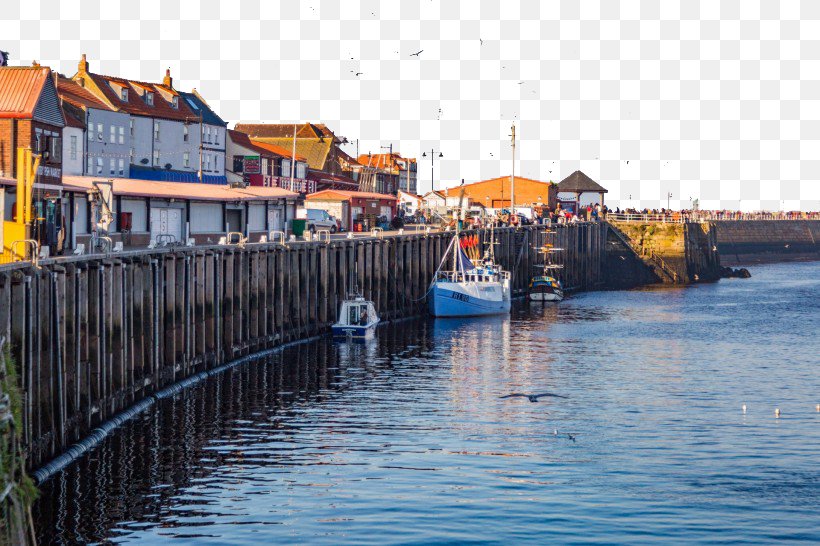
500, 392, 568, 403
411, 50, 423, 57
351, 70, 363, 77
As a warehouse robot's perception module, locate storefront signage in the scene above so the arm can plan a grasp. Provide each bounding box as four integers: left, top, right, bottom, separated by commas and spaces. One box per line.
244, 155, 261, 174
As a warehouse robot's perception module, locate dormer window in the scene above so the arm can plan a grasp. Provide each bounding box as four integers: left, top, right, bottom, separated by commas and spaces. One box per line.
146, 92, 154, 106
120, 88, 128, 101
172, 96, 179, 109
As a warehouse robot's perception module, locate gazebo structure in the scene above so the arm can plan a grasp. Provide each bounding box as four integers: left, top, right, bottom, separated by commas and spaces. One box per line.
557, 170, 608, 207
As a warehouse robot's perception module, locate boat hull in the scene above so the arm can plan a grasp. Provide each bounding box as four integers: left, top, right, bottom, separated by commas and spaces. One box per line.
331, 321, 378, 339
529, 290, 563, 302
428, 282, 511, 317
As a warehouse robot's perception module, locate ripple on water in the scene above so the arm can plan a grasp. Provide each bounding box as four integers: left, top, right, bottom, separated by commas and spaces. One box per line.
32, 262, 820, 544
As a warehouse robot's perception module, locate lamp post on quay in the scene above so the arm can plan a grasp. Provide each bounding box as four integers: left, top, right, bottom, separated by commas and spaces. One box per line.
422, 149, 443, 193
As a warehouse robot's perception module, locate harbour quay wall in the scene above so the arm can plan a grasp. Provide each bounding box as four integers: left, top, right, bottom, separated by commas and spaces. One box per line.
606, 222, 721, 286
0, 223, 607, 472
712, 220, 820, 265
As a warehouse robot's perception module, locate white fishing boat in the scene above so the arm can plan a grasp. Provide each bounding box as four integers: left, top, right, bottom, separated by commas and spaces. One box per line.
332, 294, 379, 339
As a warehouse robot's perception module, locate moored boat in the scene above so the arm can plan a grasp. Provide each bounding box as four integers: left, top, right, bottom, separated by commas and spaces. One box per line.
529, 275, 564, 302
332, 295, 379, 339
428, 228, 511, 318
529, 228, 565, 302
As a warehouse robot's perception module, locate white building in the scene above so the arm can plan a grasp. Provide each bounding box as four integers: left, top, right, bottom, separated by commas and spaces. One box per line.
397, 190, 421, 215
72, 56, 227, 184
57, 75, 132, 178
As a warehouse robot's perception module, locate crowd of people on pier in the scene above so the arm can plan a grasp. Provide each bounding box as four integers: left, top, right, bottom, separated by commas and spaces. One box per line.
607, 209, 820, 222
404, 204, 819, 230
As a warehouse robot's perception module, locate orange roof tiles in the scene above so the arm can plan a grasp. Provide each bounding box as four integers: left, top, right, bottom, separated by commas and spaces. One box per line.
228, 129, 279, 157
56, 76, 112, 111
0, 66, 51, 119
83, 72, 196, 121
356, 153, 414, 173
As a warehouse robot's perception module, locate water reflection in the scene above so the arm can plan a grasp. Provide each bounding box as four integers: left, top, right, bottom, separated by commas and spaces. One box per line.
32, 262, 820, 544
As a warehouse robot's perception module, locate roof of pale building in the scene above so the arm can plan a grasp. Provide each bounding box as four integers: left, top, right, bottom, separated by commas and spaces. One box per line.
81, 71, 197, 121
557, 170, 608, 193
63, 175, 298, 201
179, 91, 227, 127
56, 75, 112, 111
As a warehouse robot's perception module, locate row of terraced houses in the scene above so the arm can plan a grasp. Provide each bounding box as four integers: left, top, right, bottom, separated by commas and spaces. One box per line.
0, 56, 420, 257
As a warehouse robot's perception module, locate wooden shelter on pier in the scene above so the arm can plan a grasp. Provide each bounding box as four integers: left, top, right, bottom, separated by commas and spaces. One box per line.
557, 170, 608, 208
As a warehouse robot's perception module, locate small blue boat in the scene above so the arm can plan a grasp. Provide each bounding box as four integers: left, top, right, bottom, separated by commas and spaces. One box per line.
428, 232, 511, 318
332, 295, 379, 339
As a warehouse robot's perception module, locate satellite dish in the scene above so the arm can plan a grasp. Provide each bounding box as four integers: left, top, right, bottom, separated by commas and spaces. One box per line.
164, 163, 172, 170
140, 158, 149, 165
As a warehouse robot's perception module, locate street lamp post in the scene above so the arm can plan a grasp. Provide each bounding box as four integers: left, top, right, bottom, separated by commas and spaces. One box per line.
380, 143, 394, 192
421, 149, 443, 194
667, 192, 672, 210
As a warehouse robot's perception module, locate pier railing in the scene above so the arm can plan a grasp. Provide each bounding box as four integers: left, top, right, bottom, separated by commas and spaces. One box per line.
606, 211, 820, 223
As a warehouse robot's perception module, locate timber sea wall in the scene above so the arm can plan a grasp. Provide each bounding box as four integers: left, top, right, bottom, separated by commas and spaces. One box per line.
713, 220, 820, 264
0, 223, 607, 475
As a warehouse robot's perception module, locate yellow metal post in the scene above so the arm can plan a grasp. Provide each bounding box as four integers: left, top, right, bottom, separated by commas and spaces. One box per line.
3, 148, 40, 260
15, 148, 24, 224
26, 152, 41, 224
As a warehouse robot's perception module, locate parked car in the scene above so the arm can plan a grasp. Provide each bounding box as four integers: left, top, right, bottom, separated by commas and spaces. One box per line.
305, 208, 340, 233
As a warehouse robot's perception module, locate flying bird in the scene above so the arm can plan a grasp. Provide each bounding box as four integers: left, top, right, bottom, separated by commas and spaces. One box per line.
351, 71, 363, 77
411, 50, 424, 57
480, 38, 484, 45
626, 160, 630, 164
500, 392, 568, 403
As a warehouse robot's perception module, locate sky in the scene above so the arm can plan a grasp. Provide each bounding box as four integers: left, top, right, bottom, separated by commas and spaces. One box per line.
2, 0, 819, 210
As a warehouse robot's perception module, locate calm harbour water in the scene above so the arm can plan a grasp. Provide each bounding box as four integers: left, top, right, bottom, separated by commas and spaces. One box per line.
33, 261, 820, 544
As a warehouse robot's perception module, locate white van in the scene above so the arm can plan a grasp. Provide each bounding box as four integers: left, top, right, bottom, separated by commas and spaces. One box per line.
305, 208, 340, 233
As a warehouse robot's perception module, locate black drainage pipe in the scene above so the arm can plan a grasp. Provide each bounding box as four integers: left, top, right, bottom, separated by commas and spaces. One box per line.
31, 334, 325, 485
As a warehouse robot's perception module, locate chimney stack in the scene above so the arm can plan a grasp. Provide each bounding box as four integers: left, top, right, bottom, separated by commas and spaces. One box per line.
163, 68, 172, 88
78, 53, 88, 74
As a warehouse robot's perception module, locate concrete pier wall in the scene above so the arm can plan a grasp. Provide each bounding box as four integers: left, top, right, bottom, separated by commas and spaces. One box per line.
713, 220, 820, 264
0, 223, 607, 471
607, 222, 721, 285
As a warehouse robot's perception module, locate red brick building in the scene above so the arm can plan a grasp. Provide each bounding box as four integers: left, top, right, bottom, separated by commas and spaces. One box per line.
0, 65, 66, 185
0, 65, 67, 253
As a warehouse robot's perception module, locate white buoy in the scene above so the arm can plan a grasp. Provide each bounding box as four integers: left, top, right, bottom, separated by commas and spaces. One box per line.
742, 404, 747, 414
775, 408, 781, 418
816, 403, 819, 412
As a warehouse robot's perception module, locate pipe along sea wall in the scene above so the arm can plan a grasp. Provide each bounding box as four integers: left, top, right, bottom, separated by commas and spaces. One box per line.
0, 223, 607, 481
